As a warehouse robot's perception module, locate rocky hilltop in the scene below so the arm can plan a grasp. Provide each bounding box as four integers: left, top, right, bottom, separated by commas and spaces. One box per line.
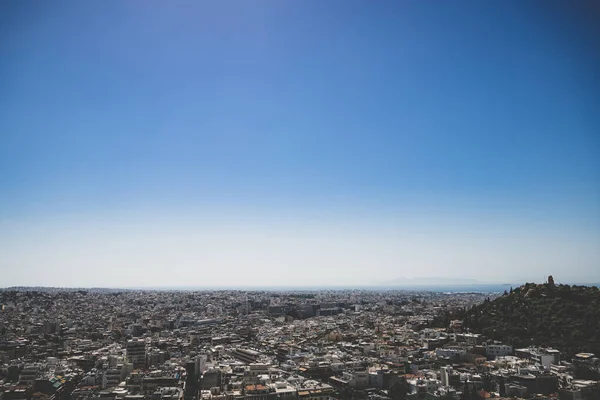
435, 278, 600, 355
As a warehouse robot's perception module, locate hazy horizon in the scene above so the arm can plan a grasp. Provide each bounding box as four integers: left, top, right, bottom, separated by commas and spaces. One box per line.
1, 1, 599, 288
4, 279, 600, 291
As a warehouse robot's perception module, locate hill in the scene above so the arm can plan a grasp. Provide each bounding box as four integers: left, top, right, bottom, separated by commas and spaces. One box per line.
433, 280, 600, 355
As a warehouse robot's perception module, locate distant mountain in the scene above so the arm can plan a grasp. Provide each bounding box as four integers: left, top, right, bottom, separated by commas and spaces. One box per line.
385, 277, 483, 286
433, 280, 600, 355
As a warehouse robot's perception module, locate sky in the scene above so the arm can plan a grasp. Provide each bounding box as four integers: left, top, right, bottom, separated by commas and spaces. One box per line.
1, 1, 599, 288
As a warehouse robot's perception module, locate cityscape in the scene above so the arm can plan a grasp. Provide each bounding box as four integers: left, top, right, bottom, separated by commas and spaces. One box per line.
1, 280, 600, 400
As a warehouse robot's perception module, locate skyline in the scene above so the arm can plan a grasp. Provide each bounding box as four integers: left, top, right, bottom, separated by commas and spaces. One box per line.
1, 1, 599, 287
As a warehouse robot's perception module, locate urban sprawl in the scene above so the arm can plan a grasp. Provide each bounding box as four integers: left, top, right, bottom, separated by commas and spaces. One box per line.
0, 289, 598, 400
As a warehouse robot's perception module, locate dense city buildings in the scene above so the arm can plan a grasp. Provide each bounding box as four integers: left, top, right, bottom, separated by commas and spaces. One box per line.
1, 287, 599, 400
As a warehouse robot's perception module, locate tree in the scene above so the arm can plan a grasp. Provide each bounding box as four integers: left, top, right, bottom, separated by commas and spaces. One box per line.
498, 376, 506, 397
471, 385, 478, 399
461, 382, 471, 400
482, 374, 493, 393
389, 379, 408, 400
582, 384, 600, 400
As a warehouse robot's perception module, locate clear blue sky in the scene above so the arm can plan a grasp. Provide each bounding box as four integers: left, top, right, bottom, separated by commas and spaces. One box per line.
1, 1, 599, 287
